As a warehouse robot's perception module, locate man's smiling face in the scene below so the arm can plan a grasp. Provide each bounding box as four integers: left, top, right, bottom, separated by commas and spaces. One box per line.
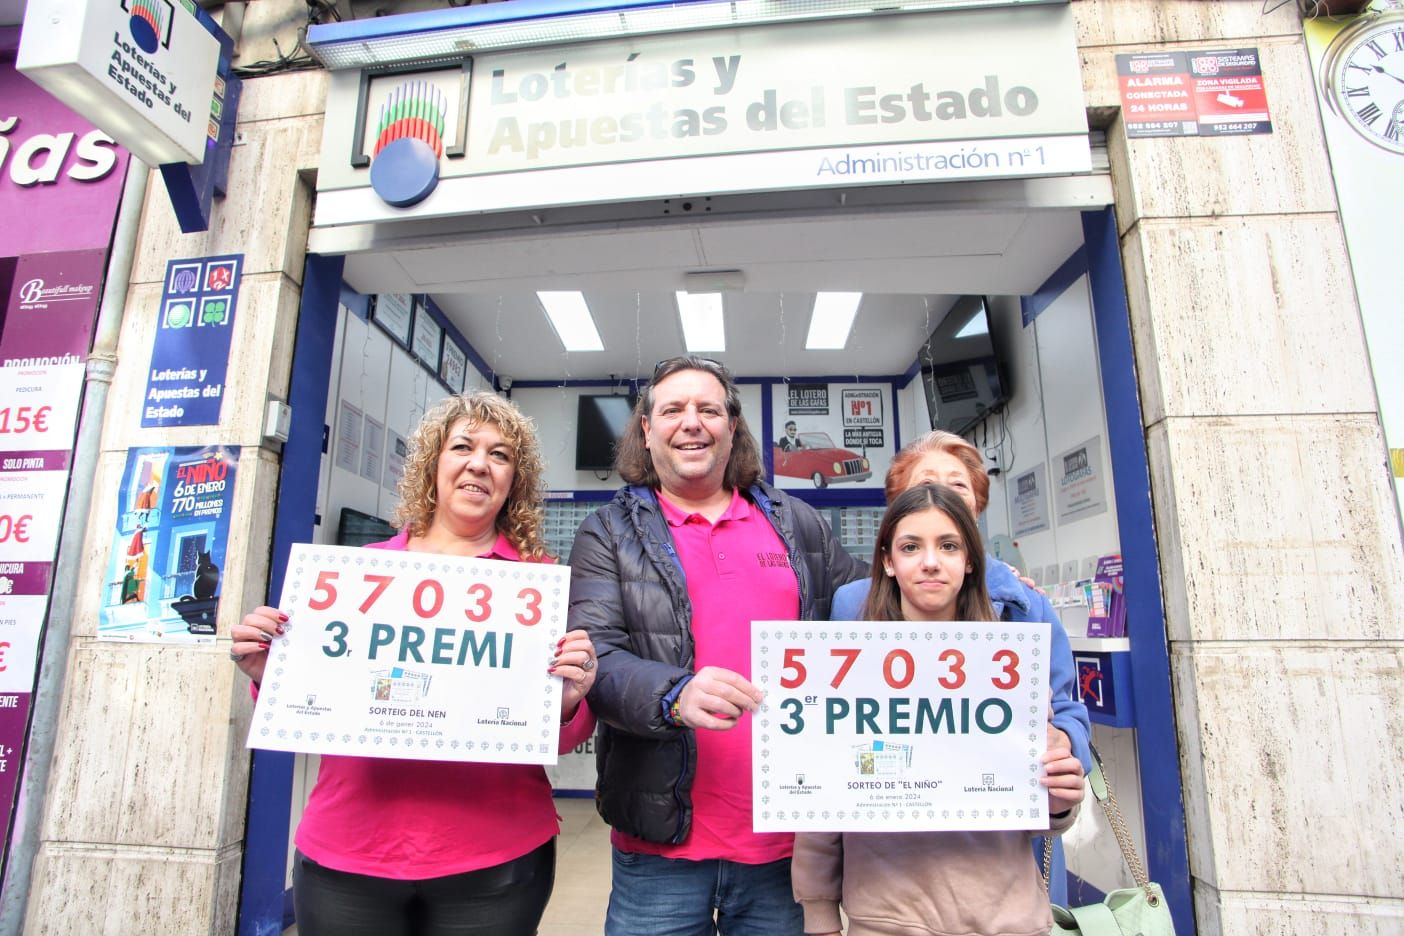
642, 368, 735, 500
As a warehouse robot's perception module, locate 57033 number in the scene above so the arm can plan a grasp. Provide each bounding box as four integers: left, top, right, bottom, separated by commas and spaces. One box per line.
306, 570, 543, 627
776, 646, 1021, 692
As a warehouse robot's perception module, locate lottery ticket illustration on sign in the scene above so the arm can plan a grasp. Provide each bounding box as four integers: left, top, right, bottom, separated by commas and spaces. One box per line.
752, 621, 1050, 832
248, 544, 570, 765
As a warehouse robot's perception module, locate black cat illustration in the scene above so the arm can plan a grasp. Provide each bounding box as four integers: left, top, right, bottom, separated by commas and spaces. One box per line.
193, 551, 220, 600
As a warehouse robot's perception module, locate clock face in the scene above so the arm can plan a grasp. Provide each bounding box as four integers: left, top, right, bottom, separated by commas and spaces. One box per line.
1328, 15, 1404, 154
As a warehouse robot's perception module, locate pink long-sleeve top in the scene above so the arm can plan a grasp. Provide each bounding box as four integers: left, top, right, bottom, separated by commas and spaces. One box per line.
289, 530, 594, 879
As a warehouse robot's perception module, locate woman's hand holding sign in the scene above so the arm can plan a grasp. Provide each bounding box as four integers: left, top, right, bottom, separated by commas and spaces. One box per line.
550, 628, 597, 721
1042, 706, 1085, 810
230, 605, 284, 685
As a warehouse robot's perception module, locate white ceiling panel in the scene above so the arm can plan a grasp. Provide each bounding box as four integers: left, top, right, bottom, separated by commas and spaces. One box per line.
344, 202, 1088, 382
394, 226, 706, 288
693, 211, 1026, 267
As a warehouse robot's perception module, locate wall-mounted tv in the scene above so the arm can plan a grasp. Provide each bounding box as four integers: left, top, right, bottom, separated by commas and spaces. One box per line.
918, 295, 1010, 436
575, 394, 638, 471
337, 507, 397, 547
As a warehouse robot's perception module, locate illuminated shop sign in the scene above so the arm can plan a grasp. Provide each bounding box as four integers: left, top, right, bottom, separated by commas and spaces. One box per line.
314, 4, 1090, 223
16, 0, 221, 165
0, 118, 119, 186
0, 61, 130, 255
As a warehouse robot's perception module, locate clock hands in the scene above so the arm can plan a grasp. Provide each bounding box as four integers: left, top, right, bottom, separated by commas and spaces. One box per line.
1367, 62, 1404, 86
1325, 17, 1404, 151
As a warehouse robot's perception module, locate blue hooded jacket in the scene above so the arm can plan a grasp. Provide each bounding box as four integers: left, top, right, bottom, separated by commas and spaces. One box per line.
830, 555, 1090, 766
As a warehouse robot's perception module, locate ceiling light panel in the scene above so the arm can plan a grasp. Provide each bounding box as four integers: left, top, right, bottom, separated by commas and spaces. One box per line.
675, 291, 726, 353
805, 291, 862, 350
538, 291, 605, 352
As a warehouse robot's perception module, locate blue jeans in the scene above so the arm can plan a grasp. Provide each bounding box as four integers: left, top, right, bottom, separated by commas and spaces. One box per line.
605, 849, 804, 936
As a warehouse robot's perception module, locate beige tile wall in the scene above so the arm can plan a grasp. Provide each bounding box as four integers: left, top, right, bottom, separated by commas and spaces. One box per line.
23, 75, 324, 935
1080, 0, 1404, 931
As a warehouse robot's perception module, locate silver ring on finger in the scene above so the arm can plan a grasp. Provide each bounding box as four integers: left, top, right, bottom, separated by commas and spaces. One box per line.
582, 657, 595, 672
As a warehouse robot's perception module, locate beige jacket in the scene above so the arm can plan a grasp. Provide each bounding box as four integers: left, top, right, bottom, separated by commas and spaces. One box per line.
792, 808, 1078, 936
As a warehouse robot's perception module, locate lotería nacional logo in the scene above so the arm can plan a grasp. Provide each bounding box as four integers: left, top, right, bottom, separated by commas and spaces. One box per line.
369, 80, 449, 209
123, 0, 174, 55
962, 770, 1014, 794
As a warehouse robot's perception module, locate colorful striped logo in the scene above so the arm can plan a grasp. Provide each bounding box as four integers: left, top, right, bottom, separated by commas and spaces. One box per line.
125, 0, 171, 54
373, 81, 447, 159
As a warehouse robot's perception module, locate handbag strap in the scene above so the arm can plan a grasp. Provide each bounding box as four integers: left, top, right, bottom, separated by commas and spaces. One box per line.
1067, 901, 1120, 931
1042, 745, 1162, 909
1088, 746, 1150, 894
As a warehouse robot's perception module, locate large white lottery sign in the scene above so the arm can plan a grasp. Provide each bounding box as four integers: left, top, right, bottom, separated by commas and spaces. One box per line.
752, 621, 1050, 833
249, 544, 570, 765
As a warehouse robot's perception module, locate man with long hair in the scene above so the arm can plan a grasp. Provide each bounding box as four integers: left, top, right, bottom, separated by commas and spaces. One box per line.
569, 356, 866, 935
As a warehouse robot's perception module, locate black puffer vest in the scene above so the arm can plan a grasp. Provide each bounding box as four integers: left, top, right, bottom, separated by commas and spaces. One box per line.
567, 482, 867, 844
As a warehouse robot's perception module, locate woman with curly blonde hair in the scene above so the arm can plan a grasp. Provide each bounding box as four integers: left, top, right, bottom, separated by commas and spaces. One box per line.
232, 391, 596, 935
393, 392, 550, 558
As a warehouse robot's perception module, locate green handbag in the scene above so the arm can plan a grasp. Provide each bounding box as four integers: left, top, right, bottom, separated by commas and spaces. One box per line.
1044, 746, 1176, 936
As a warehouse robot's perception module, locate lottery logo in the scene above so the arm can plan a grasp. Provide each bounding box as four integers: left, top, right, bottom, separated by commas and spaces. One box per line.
123, 0, 173, 55
205, 263, 235, 291
369, 80, 448, 209
164, 300, 195, 329
172, 268, 199, 294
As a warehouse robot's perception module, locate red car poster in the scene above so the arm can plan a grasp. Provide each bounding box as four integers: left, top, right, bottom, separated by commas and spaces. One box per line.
770, 382, 891, 490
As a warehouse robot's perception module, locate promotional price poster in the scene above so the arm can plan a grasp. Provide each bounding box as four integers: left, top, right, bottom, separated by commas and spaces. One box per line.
0, 362, 87, 700
752, 621, 1050, 833
0, 364, 85, 458
98, 446, 239, 644
249, 544, 570, 764
0, 245, 108, 864
769, 382, 891, 490
141, 255, 243, 428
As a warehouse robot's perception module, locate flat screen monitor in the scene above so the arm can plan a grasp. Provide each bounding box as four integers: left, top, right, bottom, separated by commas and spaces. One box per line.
337, 507, 397, 547
575, 394, 637, 471
918, 295, 1010, 436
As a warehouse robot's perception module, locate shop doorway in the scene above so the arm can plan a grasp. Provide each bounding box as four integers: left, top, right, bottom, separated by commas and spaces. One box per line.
240, 195, 1193, 935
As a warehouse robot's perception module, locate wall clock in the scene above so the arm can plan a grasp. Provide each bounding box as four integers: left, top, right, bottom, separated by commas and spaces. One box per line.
1320, 9, 1404, 153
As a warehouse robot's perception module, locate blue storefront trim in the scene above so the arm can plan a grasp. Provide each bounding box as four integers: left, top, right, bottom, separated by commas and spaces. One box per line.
1081, 206, 1193, 935
309, 0, 719, 48
237, 254, 345, 936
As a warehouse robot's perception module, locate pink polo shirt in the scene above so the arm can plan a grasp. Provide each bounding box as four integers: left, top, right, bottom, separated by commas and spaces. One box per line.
613, 489, 799, 864
291, 530, 595, 879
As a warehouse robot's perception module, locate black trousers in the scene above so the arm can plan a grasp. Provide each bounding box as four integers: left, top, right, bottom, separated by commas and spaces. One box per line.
292, 839, 556, 936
